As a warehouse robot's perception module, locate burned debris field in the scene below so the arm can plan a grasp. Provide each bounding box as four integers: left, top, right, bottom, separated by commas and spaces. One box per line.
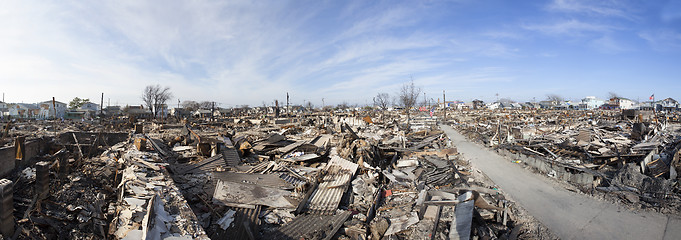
1, 107, 679, 240
0, 111, 563, 240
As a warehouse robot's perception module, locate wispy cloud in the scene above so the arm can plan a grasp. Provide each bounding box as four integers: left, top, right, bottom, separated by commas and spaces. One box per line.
523, 19, 614, 36
639, 30, 681, 52
589, 35, 630, 53
547, 0, 637, 21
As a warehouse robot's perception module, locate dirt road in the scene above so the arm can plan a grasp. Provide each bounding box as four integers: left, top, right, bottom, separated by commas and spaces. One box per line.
440, 124, 680, 240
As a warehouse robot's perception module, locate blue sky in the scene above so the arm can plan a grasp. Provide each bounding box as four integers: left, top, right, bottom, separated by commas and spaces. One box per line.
1, 0, 680, 107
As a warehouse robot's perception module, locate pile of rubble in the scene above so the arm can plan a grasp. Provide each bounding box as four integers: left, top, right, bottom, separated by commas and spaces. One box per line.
452, 109, 681, 214
0, 112, 557, 239
137, 114, 556, 239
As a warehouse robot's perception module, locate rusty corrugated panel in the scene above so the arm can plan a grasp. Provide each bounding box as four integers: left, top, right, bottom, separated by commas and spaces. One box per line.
304, 156, 358, 215
268, 211, 351, 240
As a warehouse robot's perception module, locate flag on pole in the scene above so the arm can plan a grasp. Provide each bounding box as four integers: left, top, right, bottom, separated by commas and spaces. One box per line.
649, 94, 654, 100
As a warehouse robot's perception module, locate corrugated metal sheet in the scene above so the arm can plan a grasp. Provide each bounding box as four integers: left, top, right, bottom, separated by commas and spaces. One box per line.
277, 141, 305, 155
310, 134, 333, 148
268, 211, 352, 240
212, 172, 293, 189
222, 147, 241, 167
304, 156, 358, 215
173, 154, 225, 175
279, 172, 307, 187
221, 136, 242, 166
211, 206, 261, 240
245, 161, 272, 174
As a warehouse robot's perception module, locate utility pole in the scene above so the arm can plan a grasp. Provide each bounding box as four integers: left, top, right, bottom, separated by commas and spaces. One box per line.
211, 101, 215, 122
443, 90, 446, 122
286, 92, 290, 118
100, 93, 104, 116
322, 98, 325, 110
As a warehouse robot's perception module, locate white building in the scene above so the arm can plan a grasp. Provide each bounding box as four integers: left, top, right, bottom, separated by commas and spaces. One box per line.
38, 100, 67, 118
8, 103, 40, 118
579, 96, 604, 110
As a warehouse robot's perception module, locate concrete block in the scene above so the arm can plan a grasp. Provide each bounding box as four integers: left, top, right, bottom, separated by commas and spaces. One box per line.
36, 161, 50, 199
424, 196, 442, 220
0, 179, 14, 237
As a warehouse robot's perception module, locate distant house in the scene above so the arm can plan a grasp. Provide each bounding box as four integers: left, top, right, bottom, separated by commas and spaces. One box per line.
38, 100, 68, 119
170, 108, 191, 118
658, 98, 679, 112
521, 102, 540, 109
80, 102, 100, 111
0, 102, 7, 118
64, 111, 85, 120
155, 104, 169, 118
126, 105, 153, 119
452, 101, 467, 110
102, 106, 122, 116
472, 100, 485, 110
486, 102, 500, 110
579, 96, 604, 110
538, 101, 555, 109
638, 101, 655, 111
604, 97, 636, 110
8, 103, 40, 118
193, 109, 212, 118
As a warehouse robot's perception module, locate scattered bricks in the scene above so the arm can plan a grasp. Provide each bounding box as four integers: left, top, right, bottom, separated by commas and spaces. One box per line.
36, 161, 50, 200
0, 179, 14, 237
134, 138, 147, 151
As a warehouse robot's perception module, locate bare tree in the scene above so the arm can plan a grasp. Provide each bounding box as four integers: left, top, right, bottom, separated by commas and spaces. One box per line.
182, 100, 200, 111
199, 101, 213, 109
142, 84, 172, 118
374, 93, 391, 122
153, 86, 172, 118
142, 86, 155, 114
374, 93, 391, 110
336, 102, 349, 110
546, 94, 564, 105
398, 79, 422, 126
